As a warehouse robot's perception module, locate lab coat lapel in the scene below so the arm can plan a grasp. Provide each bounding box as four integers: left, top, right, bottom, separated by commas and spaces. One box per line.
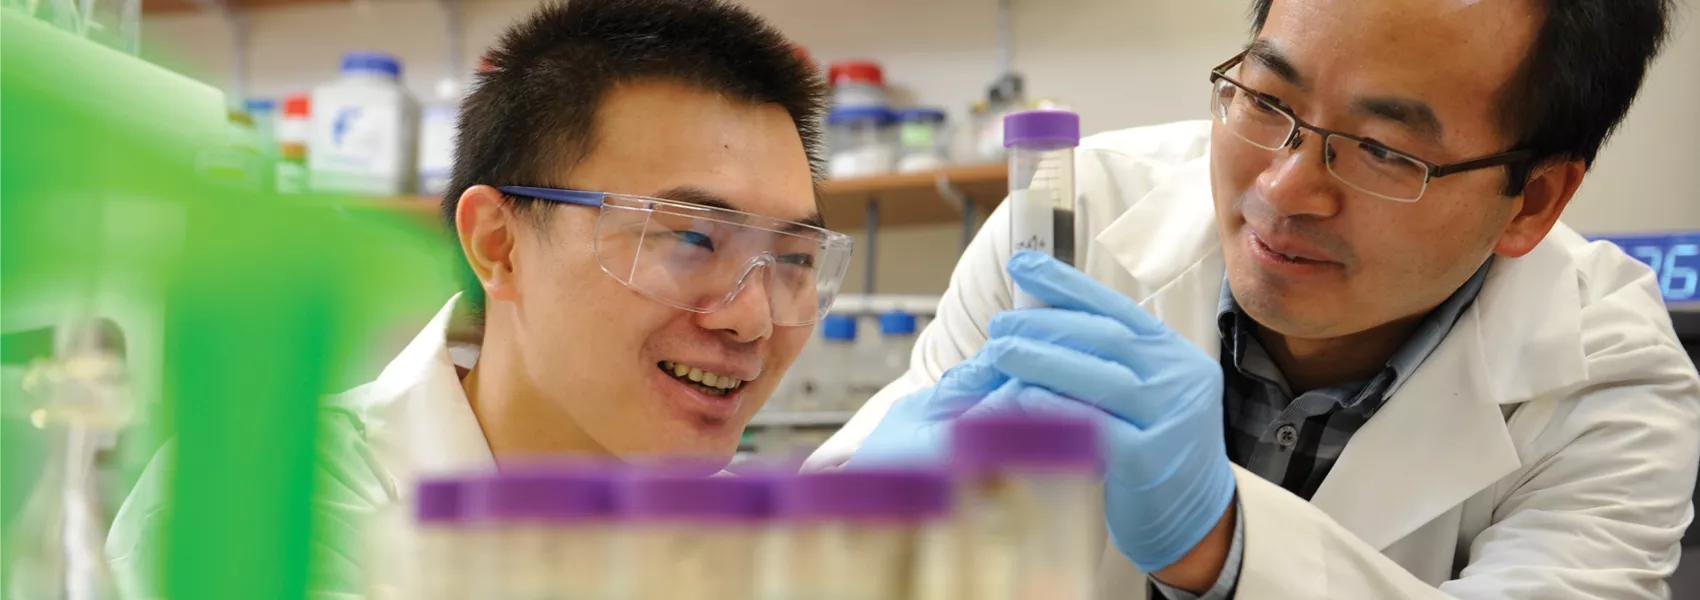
1092, 156, 1224, 355
352, 294, 497, 496
1308, 230, 1590, 550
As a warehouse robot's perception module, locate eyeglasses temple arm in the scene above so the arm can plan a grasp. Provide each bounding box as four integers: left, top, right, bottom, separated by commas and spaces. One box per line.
494, 186, 606, 208
1429, 150, 1537, 178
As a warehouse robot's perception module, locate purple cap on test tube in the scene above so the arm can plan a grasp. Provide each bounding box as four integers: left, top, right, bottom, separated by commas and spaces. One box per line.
776, 470, 952, 522
415, 477, 470, 524
951, 414, 1102, 475
1003, 109, 1081, 150
617, 469, 774, 522
464, 466, 616, 522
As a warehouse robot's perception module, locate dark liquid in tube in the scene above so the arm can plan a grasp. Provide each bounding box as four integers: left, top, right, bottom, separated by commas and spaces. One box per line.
1053, 208, 1075, 267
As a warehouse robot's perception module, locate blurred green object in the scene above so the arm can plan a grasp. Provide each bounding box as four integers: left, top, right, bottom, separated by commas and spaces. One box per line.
2, 10, 457, 599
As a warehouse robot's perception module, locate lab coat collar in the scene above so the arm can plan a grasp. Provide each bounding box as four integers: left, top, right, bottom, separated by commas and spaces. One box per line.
342, 294, 496, 498
1095, 156, 1223, 307
1093, 156, 1590, 550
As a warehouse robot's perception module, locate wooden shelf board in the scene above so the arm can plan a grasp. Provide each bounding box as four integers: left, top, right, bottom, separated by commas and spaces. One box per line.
367, 162, 1007, 230
818, 163, 1007, 230
145, 0, 350, 14
333, 196, 441, 225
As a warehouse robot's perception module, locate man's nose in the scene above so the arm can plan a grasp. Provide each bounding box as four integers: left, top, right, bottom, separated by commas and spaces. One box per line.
1255, 130, 1343, 218
693, 261, 774, 343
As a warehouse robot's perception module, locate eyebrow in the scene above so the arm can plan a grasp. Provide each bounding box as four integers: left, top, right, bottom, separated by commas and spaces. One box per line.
1352, 96, 1446, 144
1242, 40, 1446, 146
651, 185, 826, 232
1245, 39, 1309, 90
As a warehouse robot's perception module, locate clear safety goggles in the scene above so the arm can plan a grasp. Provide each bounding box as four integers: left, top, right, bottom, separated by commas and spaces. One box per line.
498, 186, 855, 327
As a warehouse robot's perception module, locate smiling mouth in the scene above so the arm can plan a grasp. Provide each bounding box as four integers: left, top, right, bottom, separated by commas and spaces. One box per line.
657, 361, 744, 398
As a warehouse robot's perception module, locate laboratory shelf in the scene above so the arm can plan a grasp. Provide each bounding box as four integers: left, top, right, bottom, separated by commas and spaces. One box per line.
345, 197, 442, 224
145, 0, 348, 13
376, 162, 1007, 231
829, 293, 942, 316
819, 162, 1008, 229
747, 411, 858, 428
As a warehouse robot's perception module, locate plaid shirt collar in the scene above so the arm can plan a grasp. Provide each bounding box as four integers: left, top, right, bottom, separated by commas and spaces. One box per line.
1216, 258, 1494, 415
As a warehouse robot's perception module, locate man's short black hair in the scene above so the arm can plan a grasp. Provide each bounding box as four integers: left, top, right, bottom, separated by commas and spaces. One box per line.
1249, 0, 1676, 196
444, 0, 827, 312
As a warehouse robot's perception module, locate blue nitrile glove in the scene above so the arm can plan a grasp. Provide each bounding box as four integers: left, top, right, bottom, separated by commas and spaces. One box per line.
979, 250, 1235, 573
846, 356, 1009, 468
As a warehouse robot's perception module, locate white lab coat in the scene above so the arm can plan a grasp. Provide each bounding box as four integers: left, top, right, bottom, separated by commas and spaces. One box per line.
806, 120, 1700, 599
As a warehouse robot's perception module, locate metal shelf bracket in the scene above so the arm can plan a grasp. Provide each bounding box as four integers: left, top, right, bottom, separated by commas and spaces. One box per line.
935, 172, 979, 250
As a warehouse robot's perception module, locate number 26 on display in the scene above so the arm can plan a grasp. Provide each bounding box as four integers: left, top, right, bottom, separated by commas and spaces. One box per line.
1596, 234, 1699, 303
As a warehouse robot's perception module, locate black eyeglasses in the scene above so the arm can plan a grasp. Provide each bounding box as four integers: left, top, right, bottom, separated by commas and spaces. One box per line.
1208, 51, 1532, 202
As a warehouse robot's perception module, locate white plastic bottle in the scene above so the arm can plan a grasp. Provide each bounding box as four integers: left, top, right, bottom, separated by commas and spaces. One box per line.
877, 311, 918, 384
309, 51, 419, 196
843, 314, 897, 408
276, 94, 311, 194
416, 78, 460, 197
765, 326, 818, 415
810, 314, 858, 411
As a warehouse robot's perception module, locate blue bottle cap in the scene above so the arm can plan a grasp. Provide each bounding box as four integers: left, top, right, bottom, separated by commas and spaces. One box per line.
894, 108, 946, 123
822, 314, 857, 341
878, 311, 917, 335
243, 98, 276, 113
340, 51, 402, 79
827, 106, 894, 126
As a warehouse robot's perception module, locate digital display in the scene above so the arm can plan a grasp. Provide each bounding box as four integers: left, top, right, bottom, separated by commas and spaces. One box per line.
1589, 232, 1699, 304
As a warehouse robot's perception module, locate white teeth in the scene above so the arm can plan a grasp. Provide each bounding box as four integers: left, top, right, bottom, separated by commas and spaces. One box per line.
702, 373, 720, 388
673, 363, 688, 377
687, 367, 704, 382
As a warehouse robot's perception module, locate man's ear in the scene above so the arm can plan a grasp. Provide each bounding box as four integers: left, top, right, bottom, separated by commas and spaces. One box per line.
1494, 158, 1586, 258
456, 185, 520, 303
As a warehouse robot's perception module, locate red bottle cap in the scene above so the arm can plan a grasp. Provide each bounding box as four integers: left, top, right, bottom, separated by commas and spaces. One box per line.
828, 60, 883, 86
282, 94, 310, 118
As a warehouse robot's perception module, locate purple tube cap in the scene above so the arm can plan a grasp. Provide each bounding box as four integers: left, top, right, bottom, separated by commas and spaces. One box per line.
951, 414, 1102, 474
616, 469, 774, 523
463, 465, 617, 522
776, 469, 952, 522
1003, 109, 1081, 150
415, 476, 471, 524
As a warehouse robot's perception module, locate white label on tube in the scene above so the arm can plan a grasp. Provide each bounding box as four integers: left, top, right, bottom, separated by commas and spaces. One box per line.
1009, 188, 1052, 309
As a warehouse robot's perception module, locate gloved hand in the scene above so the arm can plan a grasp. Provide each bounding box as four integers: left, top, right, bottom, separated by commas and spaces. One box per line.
979, 250, 1235, 573
845, 356, 1009, 468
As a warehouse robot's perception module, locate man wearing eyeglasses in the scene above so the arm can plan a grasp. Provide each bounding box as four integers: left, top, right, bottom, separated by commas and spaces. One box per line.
107, 0, 843, 596
813, 0, 1697, 598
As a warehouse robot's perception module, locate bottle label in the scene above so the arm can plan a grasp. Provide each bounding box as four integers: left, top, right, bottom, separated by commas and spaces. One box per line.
417, 107, 458, 196
1008, 188, 1052, 309
310, 102, 402, 192
418, 106, 457, 175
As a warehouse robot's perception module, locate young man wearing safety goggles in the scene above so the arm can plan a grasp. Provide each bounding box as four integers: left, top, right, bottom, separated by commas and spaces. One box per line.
107, 0, 842, 595
395, 0, 846, 469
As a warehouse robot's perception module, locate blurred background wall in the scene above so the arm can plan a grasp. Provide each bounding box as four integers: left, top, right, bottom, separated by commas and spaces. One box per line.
142, 0, 1699, 294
